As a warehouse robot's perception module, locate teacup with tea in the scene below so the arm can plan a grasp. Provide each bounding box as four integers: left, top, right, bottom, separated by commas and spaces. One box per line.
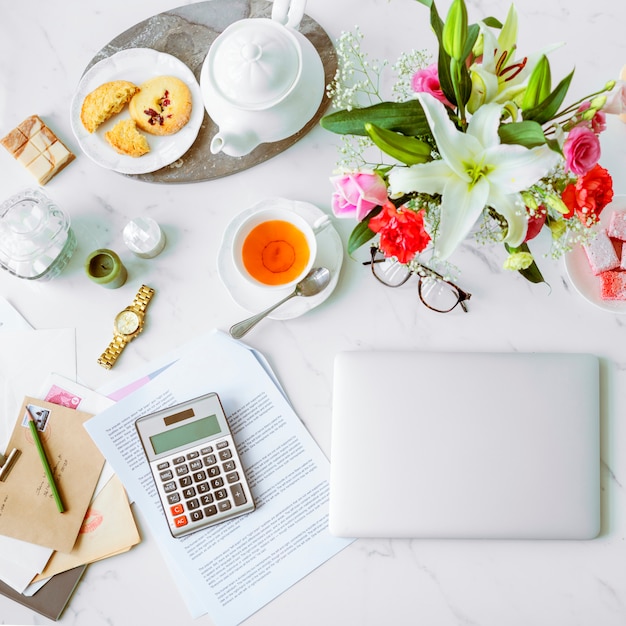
232, 207, 330, 289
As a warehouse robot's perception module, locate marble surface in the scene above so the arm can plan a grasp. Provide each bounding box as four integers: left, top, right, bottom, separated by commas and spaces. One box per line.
1, 0, 626, 625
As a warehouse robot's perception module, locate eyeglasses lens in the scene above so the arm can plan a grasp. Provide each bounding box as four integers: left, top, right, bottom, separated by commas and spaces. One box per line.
371, 255, 411, 287
419, 276, 460, 312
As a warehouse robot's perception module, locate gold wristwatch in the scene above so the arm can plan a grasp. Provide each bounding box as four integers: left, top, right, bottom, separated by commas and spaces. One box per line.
98, 284, 155, 369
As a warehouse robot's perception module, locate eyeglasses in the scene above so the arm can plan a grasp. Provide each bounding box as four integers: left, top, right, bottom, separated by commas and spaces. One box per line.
363, 245, 472, 313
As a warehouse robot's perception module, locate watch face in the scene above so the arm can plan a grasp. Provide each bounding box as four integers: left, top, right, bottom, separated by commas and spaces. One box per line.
115, 310, 141, 335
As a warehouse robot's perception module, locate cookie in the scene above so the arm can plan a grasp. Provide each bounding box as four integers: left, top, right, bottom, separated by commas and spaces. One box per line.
104, 119, 150, 157
80, 80, 139, 133
129, 75, 192, 136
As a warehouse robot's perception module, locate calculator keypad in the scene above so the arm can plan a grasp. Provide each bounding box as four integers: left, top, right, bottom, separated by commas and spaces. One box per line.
153, 437, 254, 537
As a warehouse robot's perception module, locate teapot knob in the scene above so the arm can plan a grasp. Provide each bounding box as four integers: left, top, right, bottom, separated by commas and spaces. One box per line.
241, 43, 263, 62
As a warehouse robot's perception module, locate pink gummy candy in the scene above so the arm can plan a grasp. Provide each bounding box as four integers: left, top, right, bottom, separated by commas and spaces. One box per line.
608, 210, 626, 241
583, 230, 620, 275
600, 271, 626, 300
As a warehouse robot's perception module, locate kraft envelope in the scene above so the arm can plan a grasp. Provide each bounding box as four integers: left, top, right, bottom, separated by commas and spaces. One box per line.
33, 475, 140, 581
0, 397, 104, 553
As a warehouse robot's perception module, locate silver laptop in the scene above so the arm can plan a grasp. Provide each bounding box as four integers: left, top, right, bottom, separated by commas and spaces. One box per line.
329, 351, 601, 540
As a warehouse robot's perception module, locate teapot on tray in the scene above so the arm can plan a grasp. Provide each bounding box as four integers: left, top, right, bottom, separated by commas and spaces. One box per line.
200, 0, 325, 157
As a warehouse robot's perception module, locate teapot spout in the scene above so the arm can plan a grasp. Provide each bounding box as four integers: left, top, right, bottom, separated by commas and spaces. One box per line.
210, 131, 260, 157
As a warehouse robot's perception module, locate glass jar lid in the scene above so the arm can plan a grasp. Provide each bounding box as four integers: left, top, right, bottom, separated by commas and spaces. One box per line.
0, 188, 71, 279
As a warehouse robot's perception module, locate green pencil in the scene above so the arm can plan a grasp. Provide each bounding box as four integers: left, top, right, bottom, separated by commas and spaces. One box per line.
26, 408, 65, 513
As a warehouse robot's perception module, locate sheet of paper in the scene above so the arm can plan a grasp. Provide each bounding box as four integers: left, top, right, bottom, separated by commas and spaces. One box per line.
0, 330, 76, 592
0, 328, 76, 450
0, 297, 32, 331
33, 474, 140, 581
0, 536, 52, 593
0, 397, 105, 552
85, 330, 352, 626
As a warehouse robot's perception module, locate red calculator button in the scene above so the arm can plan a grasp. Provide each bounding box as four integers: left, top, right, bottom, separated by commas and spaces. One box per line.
170, 503, 184, 516
174, 515, 188, 528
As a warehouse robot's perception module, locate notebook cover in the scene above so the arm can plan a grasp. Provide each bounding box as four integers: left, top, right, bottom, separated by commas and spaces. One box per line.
0, 565, 86, 621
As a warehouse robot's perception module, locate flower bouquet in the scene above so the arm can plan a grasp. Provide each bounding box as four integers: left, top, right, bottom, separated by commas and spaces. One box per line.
322, 0, 626, 283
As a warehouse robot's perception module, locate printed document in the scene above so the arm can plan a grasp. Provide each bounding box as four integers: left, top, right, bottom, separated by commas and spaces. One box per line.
85, 330, 352, 626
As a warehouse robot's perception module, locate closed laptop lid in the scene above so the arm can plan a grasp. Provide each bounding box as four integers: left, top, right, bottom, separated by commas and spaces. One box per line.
329, 351, 601, 540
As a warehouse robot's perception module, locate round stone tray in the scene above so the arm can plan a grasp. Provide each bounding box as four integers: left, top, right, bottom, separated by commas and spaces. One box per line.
84, 0, 338, 183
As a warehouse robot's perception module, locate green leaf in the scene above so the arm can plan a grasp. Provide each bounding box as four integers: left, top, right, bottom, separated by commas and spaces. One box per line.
453, 56, 474, 106
505, 242, 546, 284
521, 55, 552, 111
348, 218, 377, 256
321, 100, 432, 137
414, 0, 433, 6
498, 120, 547, 148
461, 23, 480, 65
482, 16, 503, 28
365, 123, 432, 165
427, 0, 445, 36
522, 70, 575, 125
437, 47, 457, 107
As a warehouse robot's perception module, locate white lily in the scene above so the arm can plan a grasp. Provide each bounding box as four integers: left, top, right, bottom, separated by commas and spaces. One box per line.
388, 93, 560, 260
468, 4, 561, 113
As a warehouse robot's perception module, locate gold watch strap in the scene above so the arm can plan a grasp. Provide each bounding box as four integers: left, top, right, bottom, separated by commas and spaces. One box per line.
97, 335, 128, 370
133, 284, 155, 313
97, 285, 155, 370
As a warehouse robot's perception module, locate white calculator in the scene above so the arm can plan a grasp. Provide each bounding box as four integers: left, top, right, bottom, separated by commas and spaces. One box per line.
135, 392, 255, 538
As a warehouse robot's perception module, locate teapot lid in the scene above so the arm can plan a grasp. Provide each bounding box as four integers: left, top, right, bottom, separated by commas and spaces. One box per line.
209, 19, 301, 109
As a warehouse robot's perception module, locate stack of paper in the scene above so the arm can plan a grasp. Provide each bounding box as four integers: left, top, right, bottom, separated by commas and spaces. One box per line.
86, 329, 353, 626
0, 298, 141, 620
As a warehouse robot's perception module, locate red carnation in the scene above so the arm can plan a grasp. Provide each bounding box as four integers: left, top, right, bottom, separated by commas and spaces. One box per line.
368, 202, 431, 264
561, 164, 614, 226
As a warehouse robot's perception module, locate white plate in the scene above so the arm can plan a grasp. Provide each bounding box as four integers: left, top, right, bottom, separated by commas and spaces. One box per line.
70, 49, 204, 175
564, 195, 626, 313
218, 198, 343, 319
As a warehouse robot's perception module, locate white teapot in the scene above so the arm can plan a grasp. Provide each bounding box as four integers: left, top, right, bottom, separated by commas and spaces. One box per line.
200, 0, 325, 157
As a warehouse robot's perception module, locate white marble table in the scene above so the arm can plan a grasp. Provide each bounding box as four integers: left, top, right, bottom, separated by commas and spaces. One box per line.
1, 0, 626, 624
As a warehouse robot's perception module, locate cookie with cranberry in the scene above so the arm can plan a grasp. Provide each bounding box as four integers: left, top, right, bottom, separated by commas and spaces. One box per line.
129, 75, 192, 136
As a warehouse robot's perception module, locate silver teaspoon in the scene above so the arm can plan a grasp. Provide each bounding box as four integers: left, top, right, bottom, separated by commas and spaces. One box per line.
229, 267, 331, 339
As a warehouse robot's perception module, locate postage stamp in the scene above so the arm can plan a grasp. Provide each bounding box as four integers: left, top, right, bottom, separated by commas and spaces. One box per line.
44, 384, 82, 409
22, 404, 51, 431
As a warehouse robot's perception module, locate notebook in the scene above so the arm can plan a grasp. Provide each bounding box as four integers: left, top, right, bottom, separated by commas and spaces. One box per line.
329, 351, 601, 540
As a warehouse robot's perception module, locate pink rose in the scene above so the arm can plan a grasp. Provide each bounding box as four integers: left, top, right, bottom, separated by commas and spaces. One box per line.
563, 125, 601, 175
411, 64, 453, 108
331, 172, 388, 221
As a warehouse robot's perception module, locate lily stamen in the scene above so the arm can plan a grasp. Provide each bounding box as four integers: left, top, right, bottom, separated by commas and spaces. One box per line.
500, 57, 528, 82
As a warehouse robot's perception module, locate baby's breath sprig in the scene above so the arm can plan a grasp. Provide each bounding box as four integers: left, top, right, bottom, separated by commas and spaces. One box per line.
327, 28, 431, 170
327, 27, 389, 111
392, 49, 432, 102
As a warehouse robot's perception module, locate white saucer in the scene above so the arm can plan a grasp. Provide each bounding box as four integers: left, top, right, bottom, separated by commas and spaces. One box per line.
564, 195, 626, 313
70, 49, 204, 175
218, 198, 343, 319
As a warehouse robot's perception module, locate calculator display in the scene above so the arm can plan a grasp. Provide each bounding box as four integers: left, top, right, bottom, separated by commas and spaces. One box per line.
150, 414, 221, 455
135, 392, 255, 538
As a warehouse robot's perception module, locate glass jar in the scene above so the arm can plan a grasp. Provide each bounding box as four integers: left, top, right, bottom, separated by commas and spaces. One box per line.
0, 188, 77, 280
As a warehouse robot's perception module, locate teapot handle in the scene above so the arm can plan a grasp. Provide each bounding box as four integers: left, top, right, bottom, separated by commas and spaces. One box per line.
271, 0, 306, 29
